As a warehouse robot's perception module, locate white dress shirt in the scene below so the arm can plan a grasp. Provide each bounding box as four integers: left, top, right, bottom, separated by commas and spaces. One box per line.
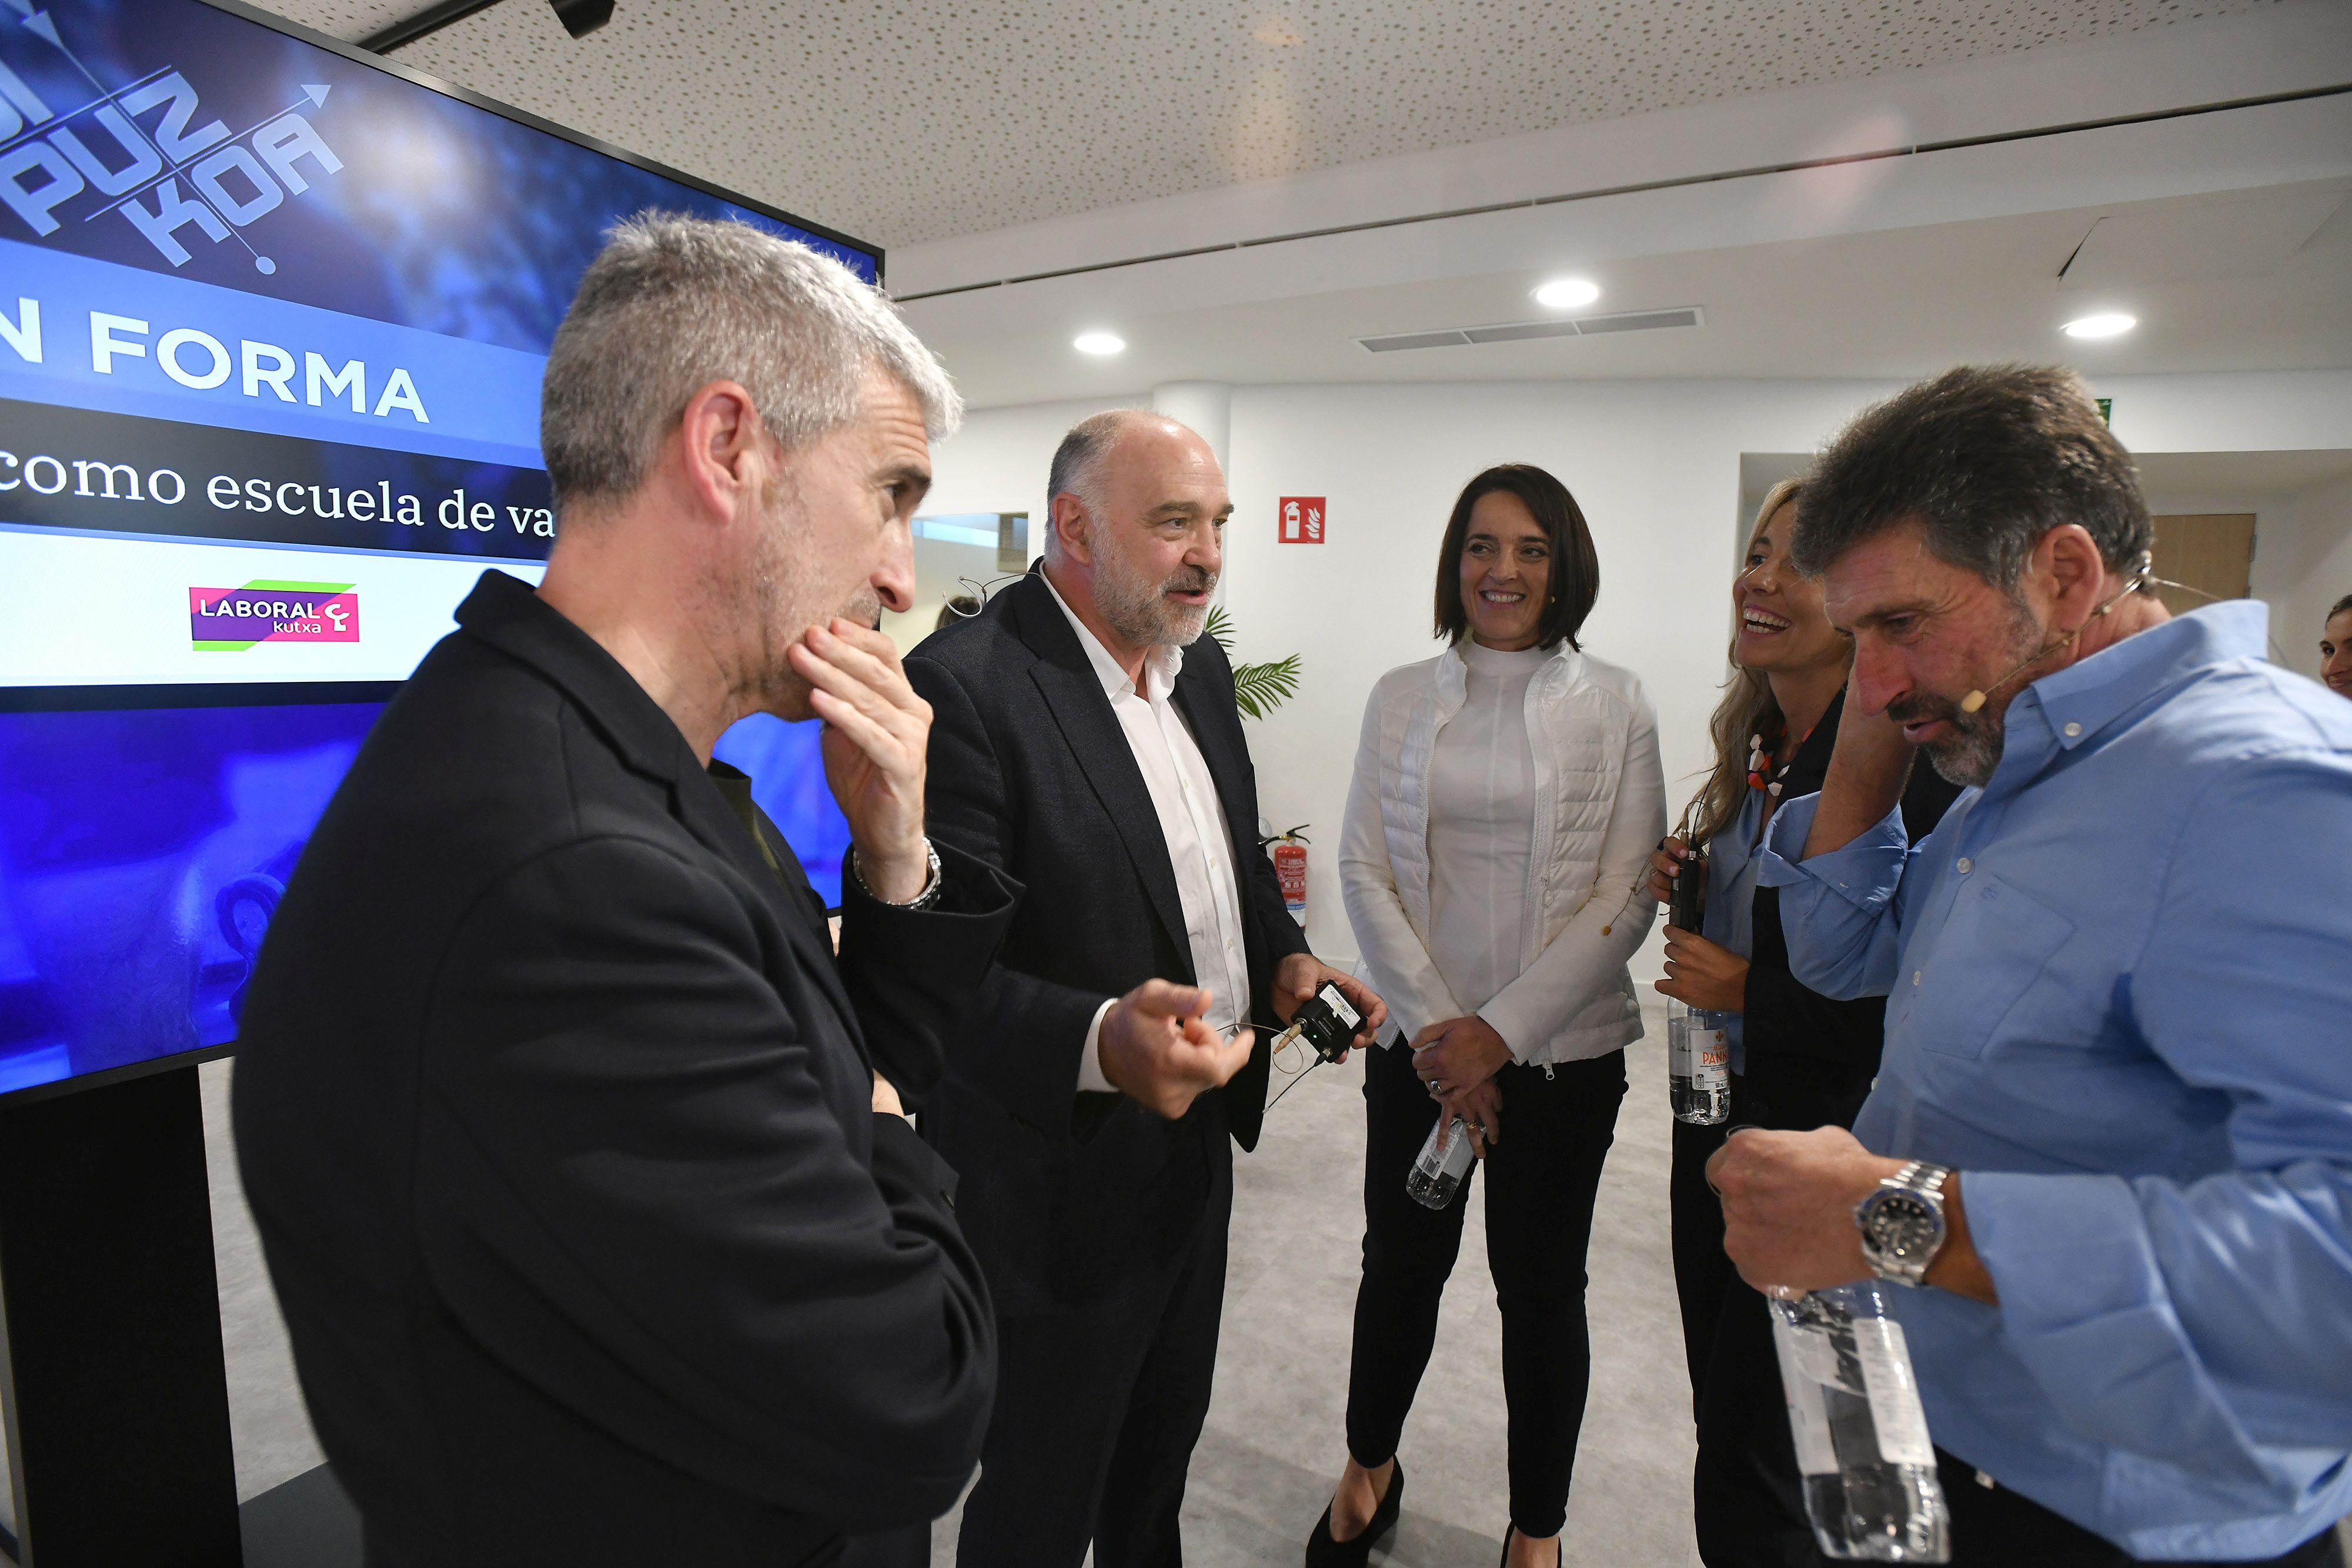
1040, 571, 1253, 1093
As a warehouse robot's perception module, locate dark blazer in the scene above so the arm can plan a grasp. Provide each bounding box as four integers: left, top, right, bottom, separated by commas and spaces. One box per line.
904, 567, 1313, 1313
232, 570, 1015, 1568
1737, 689, 1961, 1131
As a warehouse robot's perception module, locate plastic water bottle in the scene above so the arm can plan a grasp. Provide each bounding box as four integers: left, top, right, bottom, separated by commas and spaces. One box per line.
1404, 1112, 1475, 1210
1769, 1282, 1951, 1562
1668, 999, 1730, 1125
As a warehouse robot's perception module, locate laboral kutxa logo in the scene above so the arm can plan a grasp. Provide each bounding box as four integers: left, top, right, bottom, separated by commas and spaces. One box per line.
189, 580, 358, 651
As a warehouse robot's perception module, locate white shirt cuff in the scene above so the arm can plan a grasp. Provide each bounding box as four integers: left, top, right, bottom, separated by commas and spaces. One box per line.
1077, 997, 1117, 1094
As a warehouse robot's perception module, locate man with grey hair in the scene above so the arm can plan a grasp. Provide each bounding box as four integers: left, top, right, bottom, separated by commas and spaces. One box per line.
908, 408, 1384, 1567
234, 215, 1014, 1567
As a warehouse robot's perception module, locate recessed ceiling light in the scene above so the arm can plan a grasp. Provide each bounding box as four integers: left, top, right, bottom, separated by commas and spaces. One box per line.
2062, 312, 2137, 340
1533, 278, 1601, 310
1073, 330, 1127, 356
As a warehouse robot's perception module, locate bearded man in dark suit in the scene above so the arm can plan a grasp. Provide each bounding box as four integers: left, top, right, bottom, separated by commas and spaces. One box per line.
907, 410, 1386, 1567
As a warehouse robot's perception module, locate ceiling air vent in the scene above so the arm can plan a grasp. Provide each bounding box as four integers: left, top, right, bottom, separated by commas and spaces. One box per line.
1573, 307, 1703, 335
1359, 328, 1474, 353
1359, 306, 1702, 353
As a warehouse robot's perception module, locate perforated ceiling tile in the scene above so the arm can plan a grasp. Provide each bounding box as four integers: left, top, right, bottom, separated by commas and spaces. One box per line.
252, 0, 2284, 250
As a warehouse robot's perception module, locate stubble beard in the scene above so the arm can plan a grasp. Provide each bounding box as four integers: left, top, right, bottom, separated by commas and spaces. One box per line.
1091, 521, 1215, 650
1887, 599, 2043, 790
1917, 707, 2004, 790
743, 482, 880, 719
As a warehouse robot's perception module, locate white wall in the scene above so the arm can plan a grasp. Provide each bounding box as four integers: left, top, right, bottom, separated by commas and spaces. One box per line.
926, 370, 2352, 979
1217, 379, 1899, 976
884, 392, 1151, 658
2101, 373, 2352, 455
923, 393, 1147, 525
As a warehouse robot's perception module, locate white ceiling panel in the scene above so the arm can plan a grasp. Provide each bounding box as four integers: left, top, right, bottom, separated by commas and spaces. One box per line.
249, 0, 2287, 248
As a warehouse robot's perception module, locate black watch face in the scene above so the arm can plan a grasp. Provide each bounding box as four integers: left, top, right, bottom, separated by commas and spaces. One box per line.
1871, 1193, 1940, 1257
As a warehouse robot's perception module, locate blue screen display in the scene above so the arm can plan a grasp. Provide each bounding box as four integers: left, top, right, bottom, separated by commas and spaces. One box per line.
0, 0, 866, 1094
0, 697, 379, 1092
0, 695, 846, 1095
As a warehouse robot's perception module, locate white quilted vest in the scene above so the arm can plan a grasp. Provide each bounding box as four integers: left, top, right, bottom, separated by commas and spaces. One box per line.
1367, 641, 1645, 1059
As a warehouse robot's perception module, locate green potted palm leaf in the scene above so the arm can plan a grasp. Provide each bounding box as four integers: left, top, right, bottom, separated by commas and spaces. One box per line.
1203, 606, 1301, 720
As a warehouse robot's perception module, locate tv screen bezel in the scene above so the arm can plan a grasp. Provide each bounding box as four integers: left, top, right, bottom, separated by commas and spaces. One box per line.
1, 0, 884, 1101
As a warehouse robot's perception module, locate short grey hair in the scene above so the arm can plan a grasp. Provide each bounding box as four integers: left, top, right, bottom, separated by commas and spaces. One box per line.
541, 213, 961, 510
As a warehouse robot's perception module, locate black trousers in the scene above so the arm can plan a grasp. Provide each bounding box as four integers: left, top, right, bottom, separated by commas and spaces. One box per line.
1937, 1452, 2347, 1568
1671, 1104, 1739, 1412
954, 1151, 1231, 1568
1343, 1039, 1626, 1537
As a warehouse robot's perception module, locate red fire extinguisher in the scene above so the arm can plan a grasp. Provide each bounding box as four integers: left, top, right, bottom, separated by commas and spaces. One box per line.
1267, 825, 1309, 928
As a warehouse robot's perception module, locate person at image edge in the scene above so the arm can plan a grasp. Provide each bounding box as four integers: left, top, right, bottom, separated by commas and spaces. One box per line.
232, 216, 1013, 1567
1713, 365, 2352, 1568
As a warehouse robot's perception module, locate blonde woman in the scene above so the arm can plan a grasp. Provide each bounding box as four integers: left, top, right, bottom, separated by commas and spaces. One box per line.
1307, 464, 1665, 1568
1647, 479, 1959, 1565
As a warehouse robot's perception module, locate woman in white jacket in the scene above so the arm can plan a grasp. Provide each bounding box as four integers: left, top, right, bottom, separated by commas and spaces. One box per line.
1305, 465, 1666, 1568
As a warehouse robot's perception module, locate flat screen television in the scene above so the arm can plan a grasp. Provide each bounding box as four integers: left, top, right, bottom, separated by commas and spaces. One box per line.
0, 0, 868, 1098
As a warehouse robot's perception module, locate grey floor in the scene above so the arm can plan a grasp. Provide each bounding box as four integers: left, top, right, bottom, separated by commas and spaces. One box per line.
196, 1004, 1703, 1564
182, 1008, 2350, 1566
204, 1058, 332, 1501
1147, 1008, 1699, 1568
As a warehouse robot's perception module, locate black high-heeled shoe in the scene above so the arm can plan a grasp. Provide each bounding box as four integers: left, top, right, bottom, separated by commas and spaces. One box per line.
1498, 1524, 1562, 1567
1304, 1459, 1405, 1566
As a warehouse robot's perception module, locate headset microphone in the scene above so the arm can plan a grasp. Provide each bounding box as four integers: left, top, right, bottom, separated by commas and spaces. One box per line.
1959, 551, 2153, 715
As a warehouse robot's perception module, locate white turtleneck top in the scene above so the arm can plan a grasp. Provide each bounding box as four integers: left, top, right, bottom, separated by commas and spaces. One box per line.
1424, 639, 1549, 1017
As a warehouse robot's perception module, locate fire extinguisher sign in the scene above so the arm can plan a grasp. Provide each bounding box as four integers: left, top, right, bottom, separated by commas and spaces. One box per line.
1278, 496, 1327, 544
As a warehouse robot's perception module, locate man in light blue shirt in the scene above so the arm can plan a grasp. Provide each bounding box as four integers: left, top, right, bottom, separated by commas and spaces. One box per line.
1708, 365, 2352, 1566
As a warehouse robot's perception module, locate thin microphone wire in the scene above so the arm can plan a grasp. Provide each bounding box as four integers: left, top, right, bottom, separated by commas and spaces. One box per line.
1960, 553, 2153, 713
1960, 559, 2291, 713
2143, 574, 2296, 666
946, 572, 1027, 616
1264, 1052, 1324, 1115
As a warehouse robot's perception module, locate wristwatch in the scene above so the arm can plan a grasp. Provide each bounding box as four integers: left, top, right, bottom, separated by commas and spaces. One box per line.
1855, 1160, 1952, 1287
849, 838, 944, 911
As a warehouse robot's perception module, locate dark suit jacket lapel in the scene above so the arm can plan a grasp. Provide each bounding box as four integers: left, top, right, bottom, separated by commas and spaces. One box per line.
1005, 576, 1193, 977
